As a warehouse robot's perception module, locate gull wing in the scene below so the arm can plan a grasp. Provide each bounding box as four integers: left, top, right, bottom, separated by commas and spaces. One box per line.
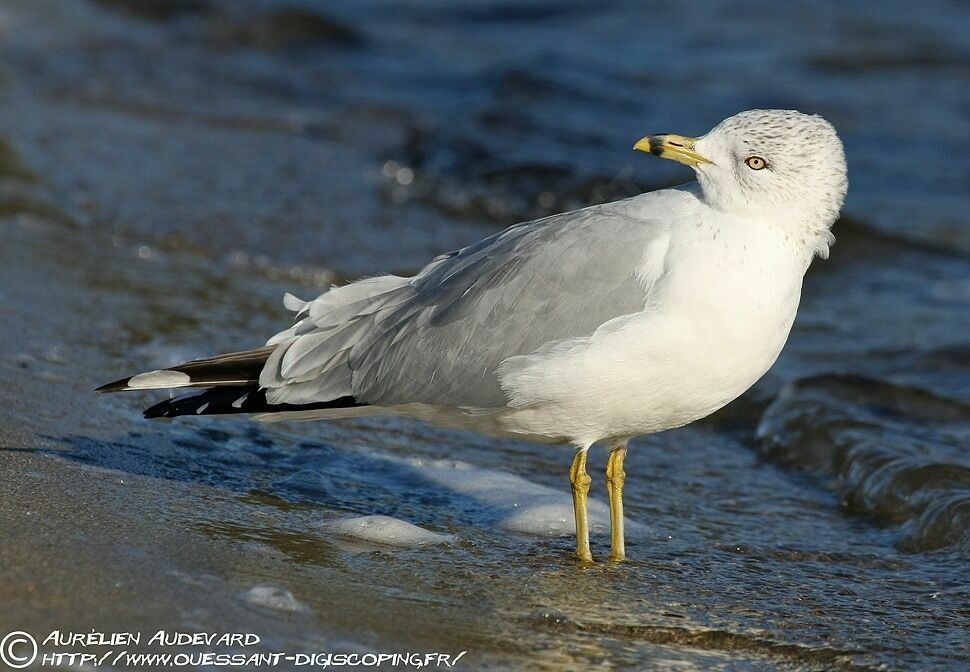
263, 193, 686, 409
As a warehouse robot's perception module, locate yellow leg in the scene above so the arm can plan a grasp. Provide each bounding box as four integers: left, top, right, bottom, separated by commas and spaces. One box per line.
569, 447, 593, 563
606, 441, 628, 561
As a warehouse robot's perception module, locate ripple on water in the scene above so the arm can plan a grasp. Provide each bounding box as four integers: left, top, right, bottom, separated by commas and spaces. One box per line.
756, 374, 970, 553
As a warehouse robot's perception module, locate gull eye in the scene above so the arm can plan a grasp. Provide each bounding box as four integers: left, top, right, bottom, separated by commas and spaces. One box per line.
745, 156, 767, 170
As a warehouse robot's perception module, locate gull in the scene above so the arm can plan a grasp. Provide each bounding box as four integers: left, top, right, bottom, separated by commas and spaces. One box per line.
98, 109, 847, 563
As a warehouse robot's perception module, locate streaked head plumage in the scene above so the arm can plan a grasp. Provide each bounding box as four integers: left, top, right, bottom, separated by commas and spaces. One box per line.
637, 109, 847, 256
694, 110, 848, 231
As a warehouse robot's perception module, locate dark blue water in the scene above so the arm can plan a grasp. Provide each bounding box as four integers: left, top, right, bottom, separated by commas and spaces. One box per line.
0, 1, 967, 669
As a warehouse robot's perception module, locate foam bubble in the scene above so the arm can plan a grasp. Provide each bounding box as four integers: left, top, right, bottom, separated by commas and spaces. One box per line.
240, 584, 308, 613
324, 515, 453, 547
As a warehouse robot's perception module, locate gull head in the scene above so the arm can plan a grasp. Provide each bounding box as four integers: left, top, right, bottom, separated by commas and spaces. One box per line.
635, 109, 848, 253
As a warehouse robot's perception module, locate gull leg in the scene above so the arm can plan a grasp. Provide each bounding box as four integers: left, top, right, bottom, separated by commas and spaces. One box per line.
569, 446, 593, 563
606, 440, 629, 561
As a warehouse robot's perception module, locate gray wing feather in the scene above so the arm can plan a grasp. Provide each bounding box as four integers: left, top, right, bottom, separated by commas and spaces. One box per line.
263, 200, 669, 408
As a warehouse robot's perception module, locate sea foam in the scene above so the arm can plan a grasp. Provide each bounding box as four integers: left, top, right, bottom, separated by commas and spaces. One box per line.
397, 457, 637, 537
323, 514, 453, 547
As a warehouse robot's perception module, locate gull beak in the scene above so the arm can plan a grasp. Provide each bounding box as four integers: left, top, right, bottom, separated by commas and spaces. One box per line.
633, 133, 713, 167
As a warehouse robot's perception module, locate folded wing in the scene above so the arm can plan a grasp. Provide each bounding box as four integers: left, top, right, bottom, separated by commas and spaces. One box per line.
263, 199, 672, 410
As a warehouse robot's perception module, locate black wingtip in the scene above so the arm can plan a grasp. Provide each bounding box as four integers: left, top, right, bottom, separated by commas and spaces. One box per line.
143, 386, 365, 419
95, 377, 131, 393
95, 346, 276, 396
143, 398, 179, 419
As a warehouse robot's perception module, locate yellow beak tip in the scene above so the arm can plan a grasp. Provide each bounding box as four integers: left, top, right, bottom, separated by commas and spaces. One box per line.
632, 138, 653, 153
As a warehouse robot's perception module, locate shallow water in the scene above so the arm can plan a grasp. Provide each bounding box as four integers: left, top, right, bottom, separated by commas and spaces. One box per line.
0, 1, 967, 670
